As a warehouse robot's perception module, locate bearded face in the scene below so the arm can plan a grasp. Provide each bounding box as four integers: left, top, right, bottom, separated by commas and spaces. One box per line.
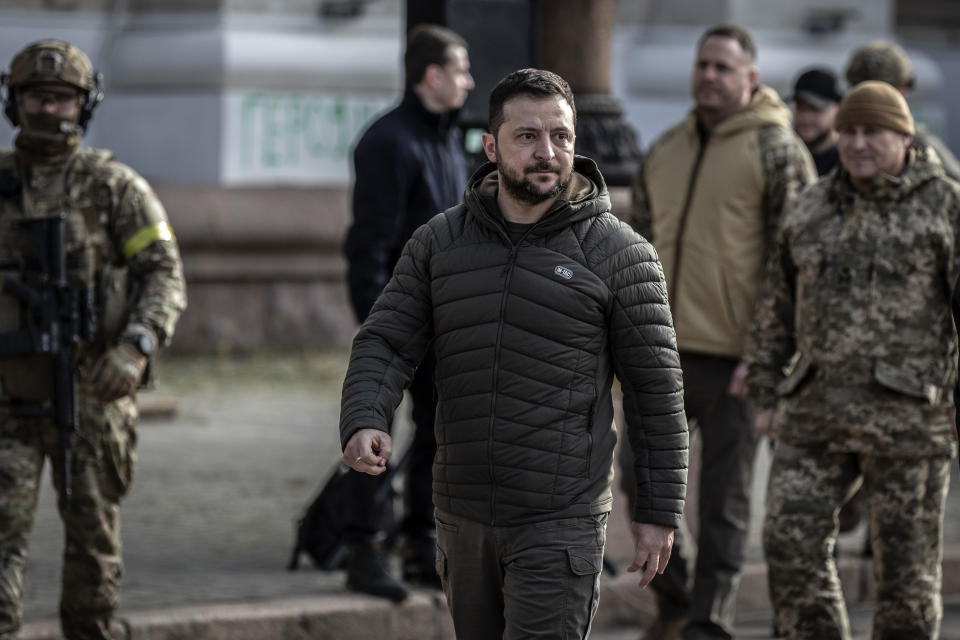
495, 151, 571, 205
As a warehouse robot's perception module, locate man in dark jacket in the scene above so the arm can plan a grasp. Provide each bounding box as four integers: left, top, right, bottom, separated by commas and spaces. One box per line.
340, 68, 688, 640
789, 67, 843, 176
340, 24, 473, 601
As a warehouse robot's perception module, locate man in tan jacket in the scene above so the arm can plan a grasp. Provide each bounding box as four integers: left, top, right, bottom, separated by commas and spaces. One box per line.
625, 24, 816, 640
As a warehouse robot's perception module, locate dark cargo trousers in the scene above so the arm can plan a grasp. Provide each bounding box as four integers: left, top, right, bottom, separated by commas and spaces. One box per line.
619, 353, 757, 639
764, 444, 950, 640
434, 509, 607, 640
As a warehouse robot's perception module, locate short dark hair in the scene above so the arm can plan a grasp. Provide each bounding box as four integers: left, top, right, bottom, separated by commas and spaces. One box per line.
698, 24, 757, 63
404, 24, 467, 89
487, 68, 576, 137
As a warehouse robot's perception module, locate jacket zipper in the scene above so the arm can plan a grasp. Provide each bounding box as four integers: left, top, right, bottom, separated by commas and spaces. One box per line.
489, 242, 519, 525
668, 136, 708, 305
585, 385, 597, 478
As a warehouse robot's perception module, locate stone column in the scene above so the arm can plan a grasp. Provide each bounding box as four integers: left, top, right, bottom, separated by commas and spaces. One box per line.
537, 0, 641, 186
406, 0, 640, 186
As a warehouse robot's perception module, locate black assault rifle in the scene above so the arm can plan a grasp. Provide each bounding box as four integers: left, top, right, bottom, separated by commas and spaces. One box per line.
0, 216, 96, 509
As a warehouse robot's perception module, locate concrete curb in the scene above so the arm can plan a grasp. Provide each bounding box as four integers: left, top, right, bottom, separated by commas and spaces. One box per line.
20, 548, 960, 639
21, 592, 455, 640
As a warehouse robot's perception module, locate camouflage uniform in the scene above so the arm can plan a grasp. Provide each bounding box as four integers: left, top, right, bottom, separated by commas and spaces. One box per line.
746, 146, 960, 639
0, 41, 186, 640
914, 122, 960, 182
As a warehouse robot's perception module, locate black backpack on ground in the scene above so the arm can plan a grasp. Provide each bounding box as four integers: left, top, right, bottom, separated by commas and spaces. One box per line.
287, 447, 410, 571
287, 445, 620, 576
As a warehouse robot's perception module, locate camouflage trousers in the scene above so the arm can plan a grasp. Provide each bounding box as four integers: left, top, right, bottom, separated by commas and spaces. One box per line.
763, 442, 950, 640
0, 389, 138, 640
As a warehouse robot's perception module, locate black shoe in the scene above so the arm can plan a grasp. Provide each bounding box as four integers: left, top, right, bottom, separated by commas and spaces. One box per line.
346, 542, 409, 602
402, 534, 442, 589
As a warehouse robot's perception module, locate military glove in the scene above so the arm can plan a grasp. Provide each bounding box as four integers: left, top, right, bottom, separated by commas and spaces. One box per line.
90, 342, 148, 402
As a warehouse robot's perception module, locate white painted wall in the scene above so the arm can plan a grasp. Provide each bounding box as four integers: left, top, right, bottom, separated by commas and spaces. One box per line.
221, 90, 393, 185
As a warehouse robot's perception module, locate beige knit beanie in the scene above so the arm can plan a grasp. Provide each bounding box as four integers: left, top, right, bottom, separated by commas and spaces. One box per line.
834, 80, 914, 136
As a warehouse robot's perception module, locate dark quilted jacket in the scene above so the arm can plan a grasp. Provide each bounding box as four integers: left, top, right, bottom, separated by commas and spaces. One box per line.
340, 157, 688, 528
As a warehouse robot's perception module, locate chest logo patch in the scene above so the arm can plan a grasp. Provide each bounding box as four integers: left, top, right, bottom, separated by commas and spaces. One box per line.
554, 265, 573, 280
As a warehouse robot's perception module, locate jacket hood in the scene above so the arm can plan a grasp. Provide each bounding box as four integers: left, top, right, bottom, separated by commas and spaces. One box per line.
464, 155, 611, 237
829, 144, 945, 204
685, 84, 792, 138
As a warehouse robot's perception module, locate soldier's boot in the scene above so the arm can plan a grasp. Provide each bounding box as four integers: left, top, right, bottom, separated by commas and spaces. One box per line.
402, 533, 441, 589
345, 541, 408, 603
61, 608, 119, 640
109, 617, 132, 639
639, 615, 689, 640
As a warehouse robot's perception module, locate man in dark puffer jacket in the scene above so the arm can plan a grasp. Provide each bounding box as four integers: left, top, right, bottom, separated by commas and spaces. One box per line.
340, 68, 688, 640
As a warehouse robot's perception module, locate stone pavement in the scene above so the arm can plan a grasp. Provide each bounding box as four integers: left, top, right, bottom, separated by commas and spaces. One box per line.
15, 351, 960, 639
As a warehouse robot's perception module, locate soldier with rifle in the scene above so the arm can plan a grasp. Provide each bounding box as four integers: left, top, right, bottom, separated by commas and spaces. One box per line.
0, 40, 186, 640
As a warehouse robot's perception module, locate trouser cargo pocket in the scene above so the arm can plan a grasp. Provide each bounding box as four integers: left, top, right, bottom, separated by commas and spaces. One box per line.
567, 545, 603, 575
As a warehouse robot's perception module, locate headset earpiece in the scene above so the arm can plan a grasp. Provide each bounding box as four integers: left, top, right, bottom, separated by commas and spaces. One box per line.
78, 70, 103, 131
0, 73, 18, 127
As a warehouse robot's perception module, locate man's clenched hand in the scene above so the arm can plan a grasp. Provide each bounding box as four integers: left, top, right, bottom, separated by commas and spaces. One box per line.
343, 428, 393, 475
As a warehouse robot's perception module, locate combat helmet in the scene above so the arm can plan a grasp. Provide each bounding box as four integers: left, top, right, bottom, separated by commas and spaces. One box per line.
845, 40, 915, 90
1, 39, 103, 130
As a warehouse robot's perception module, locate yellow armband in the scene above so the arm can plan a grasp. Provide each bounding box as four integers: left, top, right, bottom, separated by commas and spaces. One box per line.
123, 222, 175, 260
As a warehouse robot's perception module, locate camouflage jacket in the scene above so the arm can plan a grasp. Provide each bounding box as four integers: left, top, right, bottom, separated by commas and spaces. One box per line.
745, 147, 960, 456
916, 122, 960, 182
0, 148, 186, 376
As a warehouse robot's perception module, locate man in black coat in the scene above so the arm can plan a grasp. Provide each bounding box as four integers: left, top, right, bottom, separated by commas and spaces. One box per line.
789, 67, 843, 176
341, 23, 474, 600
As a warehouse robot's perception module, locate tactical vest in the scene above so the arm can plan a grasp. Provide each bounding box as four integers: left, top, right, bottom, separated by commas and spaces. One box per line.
0, 149, 128, 401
